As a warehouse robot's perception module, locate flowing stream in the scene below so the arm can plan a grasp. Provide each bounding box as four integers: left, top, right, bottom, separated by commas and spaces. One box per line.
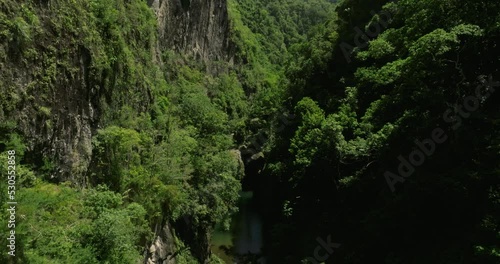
211, 191, 265, 263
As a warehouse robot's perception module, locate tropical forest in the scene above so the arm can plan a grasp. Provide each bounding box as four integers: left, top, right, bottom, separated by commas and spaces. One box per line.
0, 0, 499, 263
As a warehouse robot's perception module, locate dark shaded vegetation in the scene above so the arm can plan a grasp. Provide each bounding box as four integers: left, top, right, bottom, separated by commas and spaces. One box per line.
260, 0, 500, 263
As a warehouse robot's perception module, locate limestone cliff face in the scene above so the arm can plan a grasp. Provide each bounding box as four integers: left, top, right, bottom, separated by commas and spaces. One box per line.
149, 0, 234, 67
2, 0, 235, 186
2, 1, 235, 262
146, 222, 178, 264
2, 40, 98, 187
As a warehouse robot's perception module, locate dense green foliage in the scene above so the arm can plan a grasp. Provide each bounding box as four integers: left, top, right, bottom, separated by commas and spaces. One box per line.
10, 182, 148, 263
0, 0, 249, 262
0, 0, 335, 262
226, 0, 337, 155
261, 0, 500, 263
2, 0, 499, 263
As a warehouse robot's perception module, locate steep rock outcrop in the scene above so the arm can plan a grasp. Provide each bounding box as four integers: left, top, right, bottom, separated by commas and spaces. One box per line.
1, 1, 238, 263
146, 222, 178, 264
1, 28, 99, 186
149, 0, 234, 68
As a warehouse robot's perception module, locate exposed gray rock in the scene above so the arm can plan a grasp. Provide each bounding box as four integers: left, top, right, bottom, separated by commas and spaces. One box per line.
146, 222, 177, 264
5, 45, 97, 186
150, 0, 235, 70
